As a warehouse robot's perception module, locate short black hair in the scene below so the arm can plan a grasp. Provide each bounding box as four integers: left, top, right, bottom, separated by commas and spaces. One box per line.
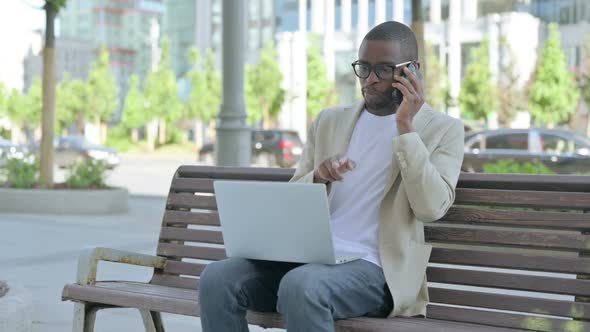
362, 21, 418, 61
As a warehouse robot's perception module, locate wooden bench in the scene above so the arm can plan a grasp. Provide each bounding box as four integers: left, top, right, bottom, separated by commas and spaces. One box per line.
62, 165, 590, 332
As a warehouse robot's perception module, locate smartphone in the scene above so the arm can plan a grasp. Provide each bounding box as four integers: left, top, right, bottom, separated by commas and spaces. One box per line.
392, 62, 418, 102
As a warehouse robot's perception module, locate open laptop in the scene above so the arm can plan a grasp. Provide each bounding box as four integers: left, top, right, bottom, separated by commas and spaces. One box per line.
213, 180, 366, 265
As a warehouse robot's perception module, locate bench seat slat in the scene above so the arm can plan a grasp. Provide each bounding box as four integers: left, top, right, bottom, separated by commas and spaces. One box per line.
176, 165, 293, 181
163, 261, 207, 277
427, 266, 590, 296
430, 248, 590, 275
170, 178, 215, 193
429, 287, 590, 319
425, 226, 589, 251
427, 304, 590, 332
457, 173, 590, 192
160, 227, 224, 244
441, 207, 590, 231
157, 243, 227, 261
163, 210, 220, 226
151, 274, 199, 289
455, 188, 590, 210
167, 194, 217, 210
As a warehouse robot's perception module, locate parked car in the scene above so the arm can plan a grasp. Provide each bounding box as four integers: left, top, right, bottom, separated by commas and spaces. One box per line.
29, 135, 120, 169
463, 128, 590, 174
198, 129, 304, 168
0, 138, 30, 166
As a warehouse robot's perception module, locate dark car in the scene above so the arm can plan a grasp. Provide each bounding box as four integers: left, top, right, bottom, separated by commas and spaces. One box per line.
198, 129, 304, 168
29, 135, 120, 169
463, 128, 590, 174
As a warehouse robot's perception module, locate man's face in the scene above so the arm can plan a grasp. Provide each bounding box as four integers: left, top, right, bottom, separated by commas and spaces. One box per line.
357, 40, 405, 110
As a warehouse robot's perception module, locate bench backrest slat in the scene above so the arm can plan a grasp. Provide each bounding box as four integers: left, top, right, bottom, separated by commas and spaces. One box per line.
153, 165, 590, 327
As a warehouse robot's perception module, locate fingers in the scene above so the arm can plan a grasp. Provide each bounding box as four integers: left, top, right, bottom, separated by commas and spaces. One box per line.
403, 66, 424, 96
315, 156, 356, 183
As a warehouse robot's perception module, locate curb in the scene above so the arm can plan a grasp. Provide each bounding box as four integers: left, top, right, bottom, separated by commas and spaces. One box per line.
0, 281, 34, 332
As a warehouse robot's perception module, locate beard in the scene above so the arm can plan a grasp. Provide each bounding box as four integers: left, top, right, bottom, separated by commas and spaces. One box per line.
362, 88, 402, 110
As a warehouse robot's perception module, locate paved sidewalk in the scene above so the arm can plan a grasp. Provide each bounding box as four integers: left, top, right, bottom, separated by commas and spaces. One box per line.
0, 195, 283, 332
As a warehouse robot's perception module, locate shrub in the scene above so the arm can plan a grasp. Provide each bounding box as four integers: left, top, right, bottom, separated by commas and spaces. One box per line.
2, 158, 39, 189
65, 159, 108, 189
482, 159, 555, 174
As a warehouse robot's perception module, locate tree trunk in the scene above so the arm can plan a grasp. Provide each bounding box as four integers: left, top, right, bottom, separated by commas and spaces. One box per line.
146, 119, 157, 151
158, 120, 166, 145
131, 128, 139, 143
100, 123, 108, 144
194, 119, 203, 150
40, 2, 58, 188
10, 126, 22, 144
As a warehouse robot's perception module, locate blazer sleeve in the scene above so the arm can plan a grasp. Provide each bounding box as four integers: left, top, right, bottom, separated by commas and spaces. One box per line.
392, 119, 465, 222
289, 114, 320, 184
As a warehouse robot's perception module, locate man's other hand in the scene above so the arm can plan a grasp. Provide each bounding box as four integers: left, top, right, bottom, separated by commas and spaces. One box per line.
313, 156, 356, 184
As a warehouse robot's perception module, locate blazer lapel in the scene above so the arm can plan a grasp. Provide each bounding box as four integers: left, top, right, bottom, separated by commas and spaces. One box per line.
334, 101, 365, 157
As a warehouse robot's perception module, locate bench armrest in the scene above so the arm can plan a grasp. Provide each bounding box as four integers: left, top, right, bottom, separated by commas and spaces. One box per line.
76, 246, 166, 285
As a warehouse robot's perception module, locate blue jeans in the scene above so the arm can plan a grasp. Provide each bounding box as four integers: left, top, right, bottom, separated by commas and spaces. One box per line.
198, 258, 393, 332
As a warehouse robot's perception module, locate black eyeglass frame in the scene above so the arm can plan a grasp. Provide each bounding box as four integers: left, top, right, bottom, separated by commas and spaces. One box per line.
351, 60, 415, 80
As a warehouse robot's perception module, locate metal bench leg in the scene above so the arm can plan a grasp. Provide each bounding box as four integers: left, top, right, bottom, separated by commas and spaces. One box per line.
140, 310, 165, 332
72, 303, 99, 332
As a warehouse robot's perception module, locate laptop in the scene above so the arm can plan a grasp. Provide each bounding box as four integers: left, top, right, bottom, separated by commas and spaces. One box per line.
213, 180, 366, 265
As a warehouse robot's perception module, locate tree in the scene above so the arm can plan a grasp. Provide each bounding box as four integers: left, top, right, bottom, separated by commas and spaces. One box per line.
6, 89, 29, 143
186, 48, 220, 123
121, 75, 148, 142
144, 38, 182, 148
497, 38, 527, 126
40, 0, 67, 187
57, 75, 88, 135
423, 43, 449, 112
245, 42, 285, 127
528, 23, 580, 127
459, 39, 498, 121
578, 42, 590, 114
87, 47, 119, 142
307, 42, 338, 121
185, 48, 221, 147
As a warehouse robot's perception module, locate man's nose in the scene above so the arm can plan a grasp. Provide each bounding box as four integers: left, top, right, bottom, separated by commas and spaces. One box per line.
366, 70, 379, 84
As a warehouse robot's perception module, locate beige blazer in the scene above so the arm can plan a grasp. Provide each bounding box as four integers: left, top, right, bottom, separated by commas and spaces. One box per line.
290, 101, 465, 317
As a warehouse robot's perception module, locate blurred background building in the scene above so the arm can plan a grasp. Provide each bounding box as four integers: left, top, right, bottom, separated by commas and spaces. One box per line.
13, 0, 590, 142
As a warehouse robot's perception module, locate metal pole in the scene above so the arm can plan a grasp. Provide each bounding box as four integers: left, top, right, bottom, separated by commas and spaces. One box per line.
216, 0, 251, 166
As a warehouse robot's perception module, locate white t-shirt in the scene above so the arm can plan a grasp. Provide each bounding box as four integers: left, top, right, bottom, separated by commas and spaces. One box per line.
329, 110, 398, 267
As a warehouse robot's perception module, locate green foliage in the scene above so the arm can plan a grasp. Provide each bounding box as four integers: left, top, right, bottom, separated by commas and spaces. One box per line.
482, 159, 555, 175
121, 75, 149, 130
87, 48, 119, 123
27, 78, 43, 128
307, 37, 338, 119
528, 24, 580, 126
144, 38, 182, 123
459, 39, 498, 120
424, 43, 449, 111
104, 126, 133, 152
46, 0, 67, 10
2, 158, 39, 189
578, 41, 590, 108
57, 74, 88, 133
185, 48, 220, 123
65, 159, 108, 189
245, 42, 285, 126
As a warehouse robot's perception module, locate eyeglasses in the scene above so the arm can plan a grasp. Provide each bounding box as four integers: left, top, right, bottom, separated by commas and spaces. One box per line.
351, 60, 415, 80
